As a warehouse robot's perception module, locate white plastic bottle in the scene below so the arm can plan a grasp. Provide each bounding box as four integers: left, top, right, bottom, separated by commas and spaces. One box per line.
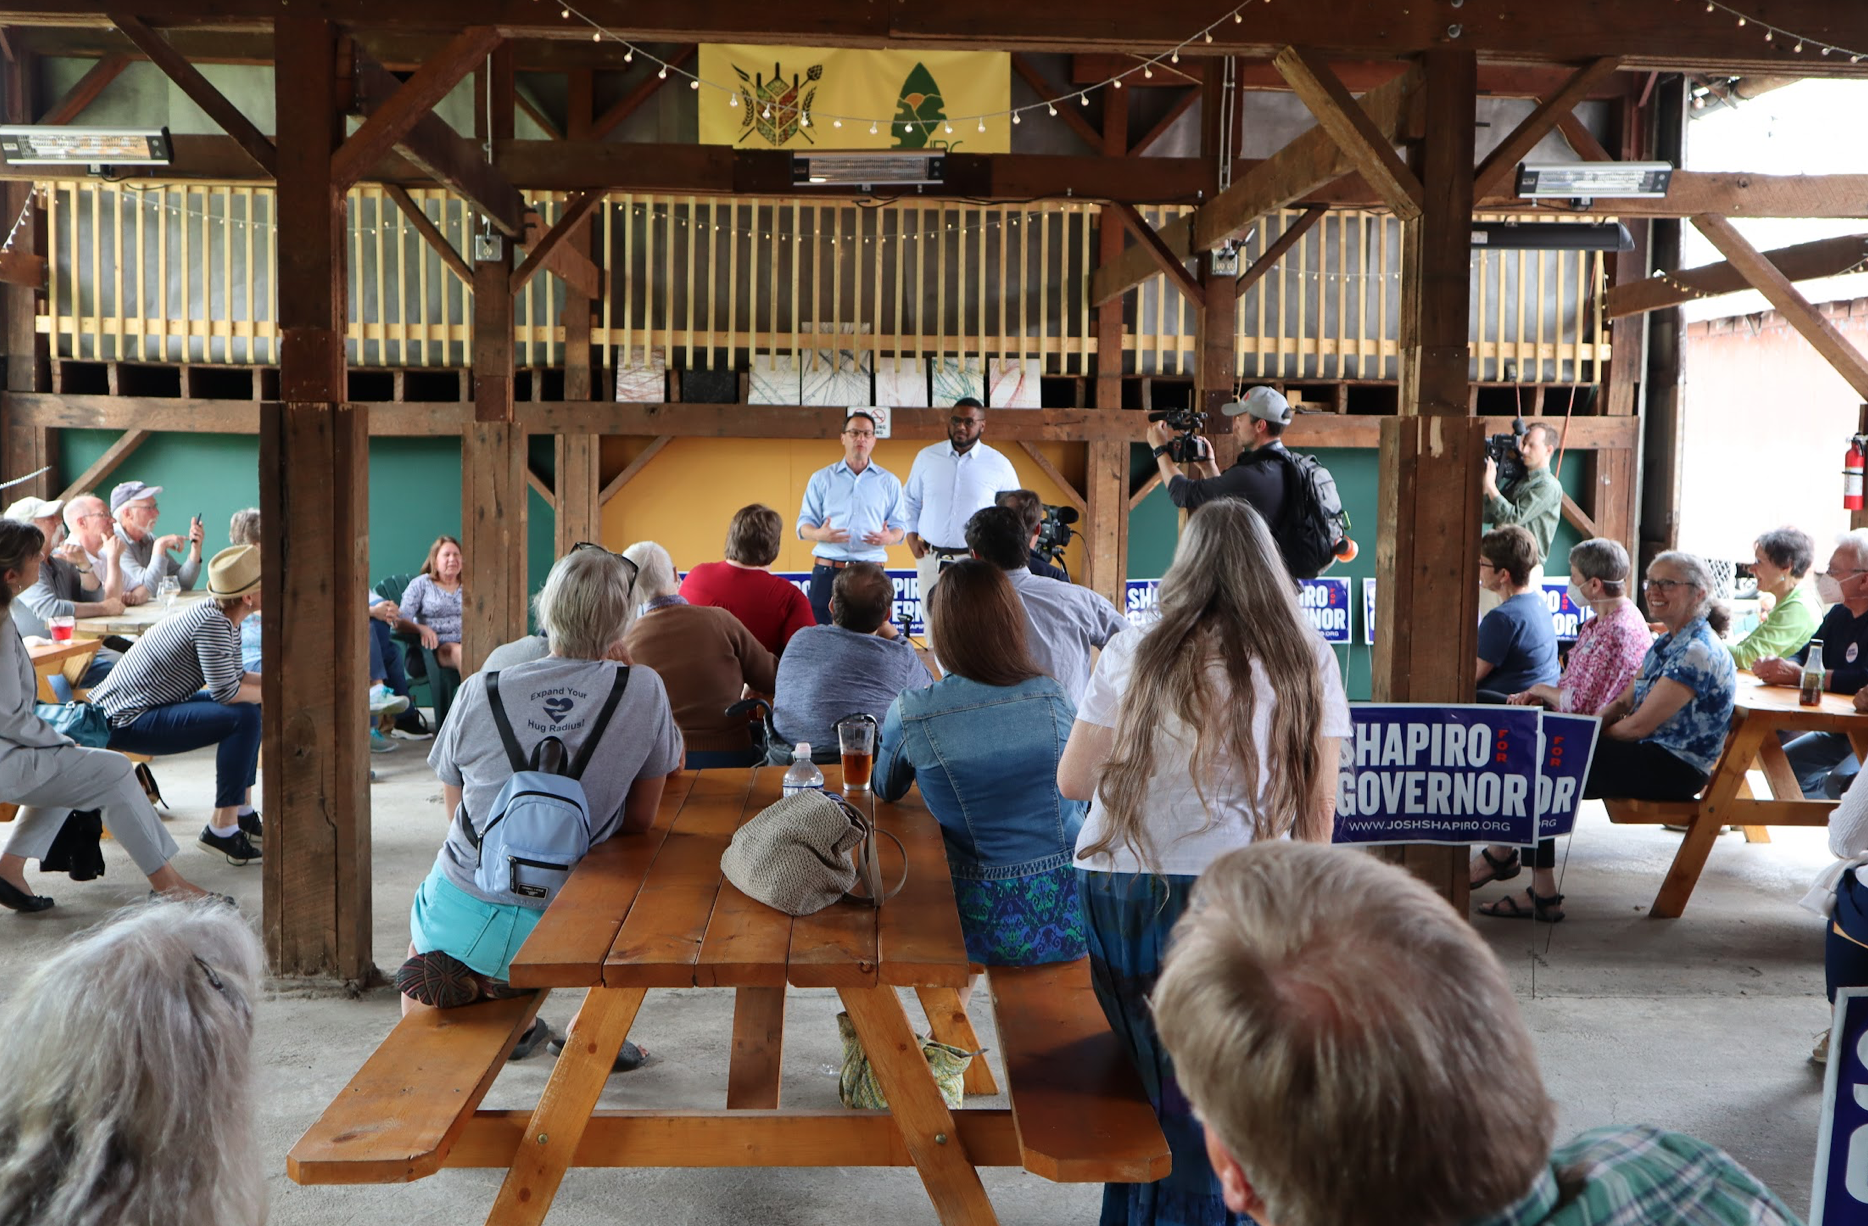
782, 743, 825, 796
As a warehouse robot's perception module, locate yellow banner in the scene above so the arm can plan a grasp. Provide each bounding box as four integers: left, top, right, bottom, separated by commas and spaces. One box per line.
698, 45, 1010, 154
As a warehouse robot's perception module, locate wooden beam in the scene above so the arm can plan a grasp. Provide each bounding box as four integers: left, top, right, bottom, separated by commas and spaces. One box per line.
1560, 491, 1598, 538
560, 66, 595, 403
1128, 86, 1200, 156
1236, 204, 1325, 298
599, 434, 671, 505
511, 191, 600, 296
1074, 56, 1638, 99
1555, 110, 1613, 163
460, 421, 527, 675
589, 46, 693, 141
1015, 441, 1085, 512
514, 86, 561, 141
1272, 46, 1423, 220
1127, 471, 1161, 511
1010, 53, 1102, 150
1111, 203, 1203, 306
1471, 57, 1624, 201
38, 50, 127, 123
526, 463, 555, 507
382, 183, 473, 286
554, 432, 600, 555
0, 248, 44, 290
1605, 231, 1868, 318
332, 25, 500, 189
55, 426, 147, 503
1693, 213, 1868, 402
110, 15, 275, 175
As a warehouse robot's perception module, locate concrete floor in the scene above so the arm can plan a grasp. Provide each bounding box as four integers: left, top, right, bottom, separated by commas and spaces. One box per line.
0, 737, 1834, 1224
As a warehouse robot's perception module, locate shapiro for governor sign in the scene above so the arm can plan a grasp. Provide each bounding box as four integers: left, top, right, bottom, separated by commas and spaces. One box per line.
1332, 705, 1542, 847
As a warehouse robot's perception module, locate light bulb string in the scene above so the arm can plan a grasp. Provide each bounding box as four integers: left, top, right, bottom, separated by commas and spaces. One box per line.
1698, 0, 1867, 61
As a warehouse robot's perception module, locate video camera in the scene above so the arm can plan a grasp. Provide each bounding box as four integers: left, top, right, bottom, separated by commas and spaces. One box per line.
1484, 415, 1529, 491
1034, 502, 1078, 566
1147, 407, 1209, 464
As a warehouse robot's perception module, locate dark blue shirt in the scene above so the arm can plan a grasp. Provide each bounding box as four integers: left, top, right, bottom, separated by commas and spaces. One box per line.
1792, 603, 1868, 693
1477, 591, 1562, 696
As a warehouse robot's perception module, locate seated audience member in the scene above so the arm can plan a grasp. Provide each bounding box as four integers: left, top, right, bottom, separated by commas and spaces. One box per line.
229, 508, 264, 675
1755, 530, 1868, 799
772, 561, 932, 762
396, 535, 466, 674
0, 522, 227, 910
1486, 551, 1736, 924
1729, 526, 1820, 671
111, 480, 203, 594
5, 495, 123, 699
623, 540, 777, 769
964, 504, 1127, 706
0, 899, 265, 1226
1473, 538, 1653, 905
1154, 842, 1802, 1226
1475, 525, 1560, 703
475, 543, 643, 675
399, 547, 682, 1072
996, 488, 1066, 581
679, 504, 816, 655
62, 493, 144, 606
1807, 737, 1868, 1064
91, 545, 265, 866
876, 560, 1086, 981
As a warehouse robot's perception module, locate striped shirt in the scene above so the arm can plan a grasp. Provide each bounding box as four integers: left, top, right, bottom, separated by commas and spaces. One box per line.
91, 598, 246, 727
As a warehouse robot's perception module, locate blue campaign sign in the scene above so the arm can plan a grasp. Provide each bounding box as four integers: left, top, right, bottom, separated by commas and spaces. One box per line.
1536, 713, 1601, 841
774, 569, 926, 635
1363, 577, 1377, 646
1123, 578, 1161, 628
1813, 987, 1868, 1224
1333, 704, 1542, 846
1298, 577, 1353, 645
1540, 582, 1596, 643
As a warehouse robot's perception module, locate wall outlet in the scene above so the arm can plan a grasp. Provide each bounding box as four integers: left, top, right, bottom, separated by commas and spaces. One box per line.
472, 234, 505, 262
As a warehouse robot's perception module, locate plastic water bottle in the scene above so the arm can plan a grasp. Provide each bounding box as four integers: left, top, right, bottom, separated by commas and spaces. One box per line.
783, 743, 825, 796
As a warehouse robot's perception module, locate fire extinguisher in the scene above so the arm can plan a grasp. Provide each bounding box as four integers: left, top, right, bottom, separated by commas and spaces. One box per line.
1848, 438, 1866, 511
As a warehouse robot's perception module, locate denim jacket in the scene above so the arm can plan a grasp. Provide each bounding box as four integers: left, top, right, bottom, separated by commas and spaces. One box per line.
875, 673, 1087, 965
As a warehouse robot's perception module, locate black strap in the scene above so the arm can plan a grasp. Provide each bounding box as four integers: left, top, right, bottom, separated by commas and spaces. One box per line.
484, 672, 529, 775
485, 666, 631, 781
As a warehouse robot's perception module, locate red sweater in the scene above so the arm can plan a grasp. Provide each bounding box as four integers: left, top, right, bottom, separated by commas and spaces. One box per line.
678, 562, 816, 656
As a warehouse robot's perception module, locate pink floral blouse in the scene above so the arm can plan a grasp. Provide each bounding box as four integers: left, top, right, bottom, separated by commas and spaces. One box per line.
1558, 600, 1654, 715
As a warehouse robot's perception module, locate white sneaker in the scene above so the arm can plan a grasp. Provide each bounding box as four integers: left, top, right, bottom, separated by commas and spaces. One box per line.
369, 684, 411, 716
1813, 1029, 1831, 1065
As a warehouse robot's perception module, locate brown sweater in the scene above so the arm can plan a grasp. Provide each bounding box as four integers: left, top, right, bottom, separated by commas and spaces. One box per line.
624, 603, 777, 753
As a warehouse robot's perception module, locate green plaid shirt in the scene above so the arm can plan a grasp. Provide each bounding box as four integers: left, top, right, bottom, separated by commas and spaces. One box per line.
1470, 1126, 1804, 1226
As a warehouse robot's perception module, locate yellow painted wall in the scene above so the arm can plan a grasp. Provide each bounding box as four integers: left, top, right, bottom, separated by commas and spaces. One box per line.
598, 437, 1088, 579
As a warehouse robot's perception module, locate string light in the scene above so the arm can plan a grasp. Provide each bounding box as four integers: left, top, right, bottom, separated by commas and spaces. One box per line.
1694, 2, 1866, 65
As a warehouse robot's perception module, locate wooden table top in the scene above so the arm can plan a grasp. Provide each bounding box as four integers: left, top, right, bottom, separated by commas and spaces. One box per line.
73, 588, 210, 637
1735, 671, 1866, 720
507, 767, 969, 993
27, 639, 101, 669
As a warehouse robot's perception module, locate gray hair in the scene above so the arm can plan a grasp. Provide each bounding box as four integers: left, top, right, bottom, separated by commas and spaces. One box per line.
1754, 526, 1815, 578
1649, 550, 1732, 635
1566, 538, 1630, 591
228, 507, 261, 546
534, 548, 638, 659
62, 494, 103, 531
1836, 529, 1868, 571
622, 540, 679, 603
0, 900, 267, 1226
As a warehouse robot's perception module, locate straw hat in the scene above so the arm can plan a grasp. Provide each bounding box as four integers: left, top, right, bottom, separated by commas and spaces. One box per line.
207, 544, 261, 599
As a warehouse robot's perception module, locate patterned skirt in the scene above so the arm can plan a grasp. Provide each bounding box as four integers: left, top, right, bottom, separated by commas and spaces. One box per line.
1077, 868, 1258, 1226
950, 852, 1086, 966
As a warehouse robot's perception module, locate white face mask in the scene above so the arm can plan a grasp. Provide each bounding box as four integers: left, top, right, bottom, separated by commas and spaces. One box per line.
1567, 581, 1591, 607
1818, 573, 1845, 605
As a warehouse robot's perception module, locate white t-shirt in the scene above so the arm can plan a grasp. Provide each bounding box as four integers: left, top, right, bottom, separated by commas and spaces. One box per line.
1072, 625, 1353, 876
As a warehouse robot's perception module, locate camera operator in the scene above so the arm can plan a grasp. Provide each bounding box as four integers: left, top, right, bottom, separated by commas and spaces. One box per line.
1148, 385, 1293, 526
1482, 421, 1562, 564
996, 490, 1067, 581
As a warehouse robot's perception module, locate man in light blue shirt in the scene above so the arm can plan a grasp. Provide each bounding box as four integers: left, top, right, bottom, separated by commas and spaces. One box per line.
964, 506, 1127, 706
903, 399, 1019, 602
796, 411, 907, 625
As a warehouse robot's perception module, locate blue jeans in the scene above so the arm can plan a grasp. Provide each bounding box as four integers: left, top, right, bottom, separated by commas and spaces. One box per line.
808, 563, 838, 626
1784, 731, 1860, 800
47, 653, 114, 704
368, 619, 411, 696
106, 695, 261, 809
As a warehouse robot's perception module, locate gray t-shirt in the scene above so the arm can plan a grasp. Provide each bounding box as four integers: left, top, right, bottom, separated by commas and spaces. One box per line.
772, 624, 933, 753
480, 634, 550, 673
11, 554, 101, 638
427, 656, 683, 908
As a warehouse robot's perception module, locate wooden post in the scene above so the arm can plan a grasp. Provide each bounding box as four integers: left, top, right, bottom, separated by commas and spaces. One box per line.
463, 238, 526, 674
263, 18, 374, 983
2, 51, 52, 496
555, 433, 601, 554
1371, 47, 1480, 911
1083, 84, 1130, 606
563, 68, 597, 404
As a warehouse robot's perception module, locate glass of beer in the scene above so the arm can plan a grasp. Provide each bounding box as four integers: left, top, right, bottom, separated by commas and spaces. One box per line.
48, 615, 74, 643
838, 716, 876, 793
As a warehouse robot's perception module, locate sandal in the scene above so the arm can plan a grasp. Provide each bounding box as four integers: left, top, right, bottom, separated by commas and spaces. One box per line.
508, 1017, 552, 1062
1469, 847, 1522, 890
548, 1034, 650, 1073
1478, 888, 1565, 923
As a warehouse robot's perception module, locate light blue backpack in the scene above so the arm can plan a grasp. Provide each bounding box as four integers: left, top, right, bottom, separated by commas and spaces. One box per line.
461, 667, 630, 905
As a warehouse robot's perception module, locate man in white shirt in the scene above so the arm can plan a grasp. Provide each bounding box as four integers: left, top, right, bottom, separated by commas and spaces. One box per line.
902, 398, 1019, 602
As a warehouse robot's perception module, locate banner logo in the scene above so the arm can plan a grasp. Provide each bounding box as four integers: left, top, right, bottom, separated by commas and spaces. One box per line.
892, 63, 948, 150
733, 61, 822, 146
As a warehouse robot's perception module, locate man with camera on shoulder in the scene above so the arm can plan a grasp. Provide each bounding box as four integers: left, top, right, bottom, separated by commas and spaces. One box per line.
1482, 421, 1562, 564
1148, 385, 1294, 527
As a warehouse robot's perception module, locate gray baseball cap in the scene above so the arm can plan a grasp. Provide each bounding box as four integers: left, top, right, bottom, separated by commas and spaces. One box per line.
1221, 386, 1292, 425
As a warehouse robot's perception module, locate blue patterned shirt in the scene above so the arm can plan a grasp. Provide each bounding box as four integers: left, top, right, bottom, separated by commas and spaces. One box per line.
1467, 1125, 1802, 1226
1632, 617, 1735, 775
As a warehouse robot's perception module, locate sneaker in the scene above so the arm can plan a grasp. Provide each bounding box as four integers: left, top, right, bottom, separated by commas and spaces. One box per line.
198, 827, 261, 866
393, 708, 434, 740
369, 684, 410, 716
1814, 1029, 1832, 1065
509, 1017, 552, 1062
370, 729, 399, 754
237, 810, 263, 843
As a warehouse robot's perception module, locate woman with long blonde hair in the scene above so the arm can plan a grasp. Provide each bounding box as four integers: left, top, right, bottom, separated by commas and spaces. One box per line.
1057, 497, 1350, 1226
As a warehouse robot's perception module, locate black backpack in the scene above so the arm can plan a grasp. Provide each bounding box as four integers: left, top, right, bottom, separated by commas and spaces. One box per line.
1251, 447, 1349, 579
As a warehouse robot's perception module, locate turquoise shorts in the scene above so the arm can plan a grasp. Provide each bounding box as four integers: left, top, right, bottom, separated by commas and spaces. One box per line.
408, 868, 543, 983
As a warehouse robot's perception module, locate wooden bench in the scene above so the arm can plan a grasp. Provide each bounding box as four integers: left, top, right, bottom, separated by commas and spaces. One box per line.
287, 993, 545, 1184
987, 959, 1171, 1184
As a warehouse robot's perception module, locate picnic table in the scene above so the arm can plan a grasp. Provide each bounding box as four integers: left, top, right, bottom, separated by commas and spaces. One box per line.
289, 766, 1168, 1225
1606, 670, 1866, 917
27, 638, 101, 702
72, 588, 209, 637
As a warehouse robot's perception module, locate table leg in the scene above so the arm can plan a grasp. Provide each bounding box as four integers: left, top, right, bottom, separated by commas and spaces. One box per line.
727, 986, 786, 1109
838, 985, 1000, 1226
485, 986, 646, 1226
1652, 719, 1767, 919
915, 985, 1000, 1097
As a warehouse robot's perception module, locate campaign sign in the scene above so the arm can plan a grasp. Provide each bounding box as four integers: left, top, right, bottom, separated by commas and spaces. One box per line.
1333, 705, 1541, 846
1123, 578, 1161, 628
1536, 713, 1601, 841
1540, 581, 1595, 643
1812, 987, 1868, 1224
1363, 577, 1377, 646
775, 568, 925, 636
1298, 577, 1353, 645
